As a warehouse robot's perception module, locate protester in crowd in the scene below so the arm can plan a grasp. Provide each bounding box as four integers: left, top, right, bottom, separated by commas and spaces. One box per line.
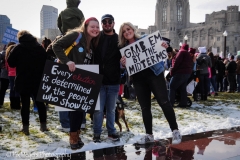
92, 14, 121, 143
56, 0, 85, 132
119, 22, 181, 145
7, 30, 48, 135
0, 43, 14, 108
207, 52, 218, 96
57, 0, 85, 35
5, 43, 21, 110
223, 58, 230, 91
215, 57, 225, 92
236, 55, 240, 93
196, 47, 212, 100
226, 55, 237, 93
169, 43, 193, 108
53, 17, 100, 149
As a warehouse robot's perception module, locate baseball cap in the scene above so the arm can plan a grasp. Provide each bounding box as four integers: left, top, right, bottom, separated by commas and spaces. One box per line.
101, 14, 114, 21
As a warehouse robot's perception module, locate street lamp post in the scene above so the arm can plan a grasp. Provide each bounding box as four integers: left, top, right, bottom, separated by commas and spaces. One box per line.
184, 35, 188, 44
223, 31, 228, 58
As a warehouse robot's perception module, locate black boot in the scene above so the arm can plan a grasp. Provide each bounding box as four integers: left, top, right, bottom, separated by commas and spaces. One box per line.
40, 122, 49, 132
21, 124, 29, 135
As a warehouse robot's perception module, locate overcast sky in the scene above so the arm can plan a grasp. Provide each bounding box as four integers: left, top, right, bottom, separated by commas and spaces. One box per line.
0, 0, 240, 38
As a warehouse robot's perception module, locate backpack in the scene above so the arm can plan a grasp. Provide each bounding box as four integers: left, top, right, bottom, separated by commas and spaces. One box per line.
197, 57, 207, 66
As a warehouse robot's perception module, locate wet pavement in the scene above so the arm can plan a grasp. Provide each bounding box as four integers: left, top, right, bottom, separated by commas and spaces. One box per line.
40, 126, 240, 160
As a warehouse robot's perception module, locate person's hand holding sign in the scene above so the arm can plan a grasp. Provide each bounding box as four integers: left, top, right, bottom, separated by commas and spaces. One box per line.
66, 61, 76, 72
161, 42, 168, 49
120, 56, 126, 68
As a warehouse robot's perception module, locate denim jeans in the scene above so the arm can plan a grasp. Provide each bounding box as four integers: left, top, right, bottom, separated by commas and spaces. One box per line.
169, 73, 190, 106
9, 76, 20, 97
59, 111, 70, 128
237, 75, 240, 92
93, 85, 119, 135
82, 112, 86, 124
209, 75, 218, 92
132, 69, 178, 134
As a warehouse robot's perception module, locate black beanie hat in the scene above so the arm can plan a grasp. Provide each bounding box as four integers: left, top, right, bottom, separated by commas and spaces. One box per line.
166, 47, 173, 53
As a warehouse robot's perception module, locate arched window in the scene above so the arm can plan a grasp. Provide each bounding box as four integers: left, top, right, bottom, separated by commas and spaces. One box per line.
162, 1, 167, 22
177, 1, 182, 22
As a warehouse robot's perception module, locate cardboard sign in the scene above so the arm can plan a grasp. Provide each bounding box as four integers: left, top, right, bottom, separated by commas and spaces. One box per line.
55, 64, 100, 111
36, 60, 103, 113
120, 31, 168, 76
212, 48, 217, 55
1, 27, 19, 44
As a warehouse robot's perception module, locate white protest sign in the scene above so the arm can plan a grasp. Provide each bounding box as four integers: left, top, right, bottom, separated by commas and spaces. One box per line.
186, 80, 198, 94
55, 65, 100, 111
120, 31, 168, 76
212, 48, 217, 55
238, 51, 240, 55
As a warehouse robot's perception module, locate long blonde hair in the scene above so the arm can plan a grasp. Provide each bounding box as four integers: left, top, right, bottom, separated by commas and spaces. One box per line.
118, 22, 141, 48
66, 18, 100, 53
5, 44, 16, 60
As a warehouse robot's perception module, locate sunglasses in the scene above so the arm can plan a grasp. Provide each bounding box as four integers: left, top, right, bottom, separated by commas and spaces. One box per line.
102, 20, 113, 25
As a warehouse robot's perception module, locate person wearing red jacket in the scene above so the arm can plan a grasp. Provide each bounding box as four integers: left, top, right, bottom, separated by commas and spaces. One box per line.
5, 44, 21, 110
169, 44, 193, 108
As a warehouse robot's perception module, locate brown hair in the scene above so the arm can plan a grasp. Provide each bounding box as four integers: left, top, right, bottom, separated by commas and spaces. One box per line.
67, 18, 100, 53
5, 44, 16, 60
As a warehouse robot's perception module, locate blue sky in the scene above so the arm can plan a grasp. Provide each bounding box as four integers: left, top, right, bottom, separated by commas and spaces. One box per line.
0, 0, 240, 38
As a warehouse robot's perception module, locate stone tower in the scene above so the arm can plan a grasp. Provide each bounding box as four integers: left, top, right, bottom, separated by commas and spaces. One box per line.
155, 0, 190, 48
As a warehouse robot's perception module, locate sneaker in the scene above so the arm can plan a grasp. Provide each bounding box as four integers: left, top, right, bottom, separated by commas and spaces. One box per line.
81, 123, 86, 130
93, 135, 101, 143
172, 130, 182, 144
56, 125, 70, 132
136, 134, 154, 144
108, 133, 120, 141
33, 106, 38, 112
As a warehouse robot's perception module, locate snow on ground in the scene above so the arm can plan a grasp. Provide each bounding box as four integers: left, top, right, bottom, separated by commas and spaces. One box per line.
0, 92, 240, 159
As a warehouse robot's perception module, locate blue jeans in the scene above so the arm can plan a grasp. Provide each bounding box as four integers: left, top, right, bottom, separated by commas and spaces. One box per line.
208, 75, 217, 93
9, 76, 20, 97
93, 85, 119, 135
59, 111, 70, 128
169, 73, 190, 106
237, 75, 240, 92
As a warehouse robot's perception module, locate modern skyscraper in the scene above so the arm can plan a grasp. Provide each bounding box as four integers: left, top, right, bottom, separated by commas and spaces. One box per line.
40, 5, 58, 38
0, 15, 12, 48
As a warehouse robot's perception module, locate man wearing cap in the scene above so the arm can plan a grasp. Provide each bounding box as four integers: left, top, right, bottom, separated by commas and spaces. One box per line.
92, 14, 121, 142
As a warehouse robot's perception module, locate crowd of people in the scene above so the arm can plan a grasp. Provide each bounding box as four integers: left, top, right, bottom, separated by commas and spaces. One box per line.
1, 0, 239, 151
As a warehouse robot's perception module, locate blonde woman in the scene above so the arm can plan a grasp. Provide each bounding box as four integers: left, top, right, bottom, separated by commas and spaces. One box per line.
119, 22, 181, 145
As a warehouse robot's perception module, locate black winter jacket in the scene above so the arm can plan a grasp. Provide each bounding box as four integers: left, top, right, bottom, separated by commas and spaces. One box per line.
93, 31, 121, 85
7, 34, 47, 94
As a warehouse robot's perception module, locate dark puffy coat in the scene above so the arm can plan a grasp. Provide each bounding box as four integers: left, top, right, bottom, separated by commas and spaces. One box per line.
57, 0, 85, 34
7, 34, 47, 94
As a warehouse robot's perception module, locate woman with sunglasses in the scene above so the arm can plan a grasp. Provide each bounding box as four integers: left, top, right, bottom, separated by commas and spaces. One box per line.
119, 22, 181, 145
53, 17, 100, 150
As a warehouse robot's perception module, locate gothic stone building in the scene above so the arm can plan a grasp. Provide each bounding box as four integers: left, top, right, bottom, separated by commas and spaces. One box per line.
151, 0, 240, 55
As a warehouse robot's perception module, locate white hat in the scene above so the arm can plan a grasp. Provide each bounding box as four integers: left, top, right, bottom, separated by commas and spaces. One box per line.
198, 47, 207, 53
